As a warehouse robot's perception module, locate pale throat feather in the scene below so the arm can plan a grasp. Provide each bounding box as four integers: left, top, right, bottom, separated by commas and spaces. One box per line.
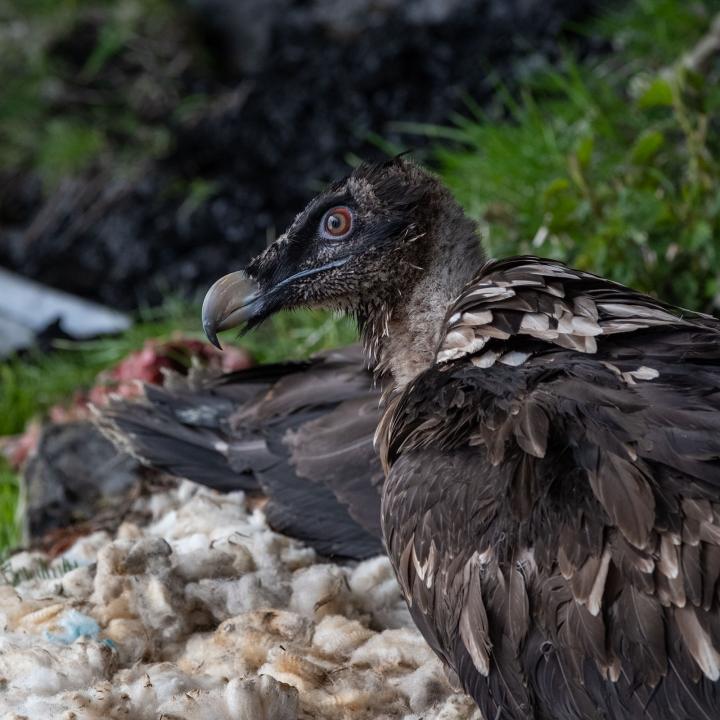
361, 213, 484, 390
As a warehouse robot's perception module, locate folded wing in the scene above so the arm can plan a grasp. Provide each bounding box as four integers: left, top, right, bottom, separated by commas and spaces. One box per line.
99, 345, 385, 560
381, 257, 720, 718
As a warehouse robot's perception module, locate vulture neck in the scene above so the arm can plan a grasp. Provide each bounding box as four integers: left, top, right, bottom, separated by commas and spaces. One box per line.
364, 209, 484, 389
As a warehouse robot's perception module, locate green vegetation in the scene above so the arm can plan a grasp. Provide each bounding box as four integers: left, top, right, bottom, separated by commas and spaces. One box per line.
420, 1, 720, 313
1, 556, 79, 586
0, 464, 19, 551
0, 0, 200, 188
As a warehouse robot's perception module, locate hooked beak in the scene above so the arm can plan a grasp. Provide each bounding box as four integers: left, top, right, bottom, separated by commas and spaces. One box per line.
201, 271, 262, 349
201, 256, 352, 349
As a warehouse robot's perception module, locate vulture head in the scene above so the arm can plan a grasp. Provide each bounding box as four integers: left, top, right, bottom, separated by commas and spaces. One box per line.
202, 158, 480, 350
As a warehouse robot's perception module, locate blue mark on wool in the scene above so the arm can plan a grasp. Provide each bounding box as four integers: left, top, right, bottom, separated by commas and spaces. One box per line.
44, 609, 101, 645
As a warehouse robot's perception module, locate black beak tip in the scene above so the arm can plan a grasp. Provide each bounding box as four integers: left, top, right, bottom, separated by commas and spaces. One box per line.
202, 270, 261, 350
203, 320, 223, 350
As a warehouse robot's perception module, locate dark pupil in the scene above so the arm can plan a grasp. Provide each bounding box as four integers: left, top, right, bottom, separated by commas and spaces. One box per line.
328, 214, 343, 231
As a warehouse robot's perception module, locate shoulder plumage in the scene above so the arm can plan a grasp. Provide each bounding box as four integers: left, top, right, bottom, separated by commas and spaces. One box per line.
436, 256, 717, 367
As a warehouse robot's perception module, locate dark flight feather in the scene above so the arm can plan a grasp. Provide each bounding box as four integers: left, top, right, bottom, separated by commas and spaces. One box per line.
580, 446, 656, 550
99, 346, 385, 560
610, 584, 667, 686
459, 553, 492, 676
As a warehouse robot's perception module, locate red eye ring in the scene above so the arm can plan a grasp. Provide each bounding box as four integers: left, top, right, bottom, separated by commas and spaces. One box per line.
321, 206, 353, 239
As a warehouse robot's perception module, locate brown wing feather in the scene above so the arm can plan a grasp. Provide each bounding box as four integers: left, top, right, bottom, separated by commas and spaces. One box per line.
436, 256, 713, 366
381, 259, 720, 718
100, 345, 385, 560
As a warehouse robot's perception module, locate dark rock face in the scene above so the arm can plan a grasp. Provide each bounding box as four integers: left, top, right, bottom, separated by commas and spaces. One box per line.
22, 422, 142, 540
0, 0, 600, 309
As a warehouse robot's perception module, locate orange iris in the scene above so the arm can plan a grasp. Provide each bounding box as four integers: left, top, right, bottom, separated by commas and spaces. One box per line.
323, 207, 353, 237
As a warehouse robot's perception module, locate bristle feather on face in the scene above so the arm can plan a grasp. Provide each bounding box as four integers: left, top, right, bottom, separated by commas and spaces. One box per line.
237, 159, 483, 386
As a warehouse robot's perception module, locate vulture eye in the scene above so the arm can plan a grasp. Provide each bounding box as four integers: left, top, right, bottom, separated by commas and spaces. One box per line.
321, 207, 353, 239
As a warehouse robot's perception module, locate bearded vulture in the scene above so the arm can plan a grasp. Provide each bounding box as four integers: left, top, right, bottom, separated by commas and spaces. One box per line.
197, 158, 720, 720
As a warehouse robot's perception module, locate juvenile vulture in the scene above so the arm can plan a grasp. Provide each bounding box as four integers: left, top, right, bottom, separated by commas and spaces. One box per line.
199, 158, 720, 719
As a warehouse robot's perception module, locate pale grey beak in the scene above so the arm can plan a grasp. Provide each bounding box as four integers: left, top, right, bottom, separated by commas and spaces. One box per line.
201, 271, 262, 349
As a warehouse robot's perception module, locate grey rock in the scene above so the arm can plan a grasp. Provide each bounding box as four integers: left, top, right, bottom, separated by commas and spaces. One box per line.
22, 422, 141, 541
0, 268, 129, 356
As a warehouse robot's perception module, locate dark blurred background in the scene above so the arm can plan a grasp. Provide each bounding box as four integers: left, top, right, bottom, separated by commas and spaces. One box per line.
0, 0, 600, 309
